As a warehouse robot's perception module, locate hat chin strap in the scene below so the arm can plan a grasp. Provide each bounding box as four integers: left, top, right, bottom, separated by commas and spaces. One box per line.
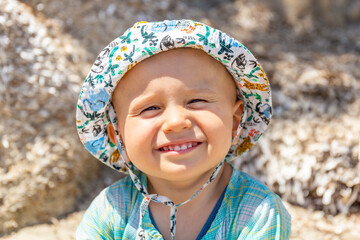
114, 135, 225, 239
127, 155, 225, 240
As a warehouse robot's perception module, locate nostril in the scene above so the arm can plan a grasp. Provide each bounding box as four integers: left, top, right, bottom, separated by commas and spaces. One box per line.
183, 119, 192, 129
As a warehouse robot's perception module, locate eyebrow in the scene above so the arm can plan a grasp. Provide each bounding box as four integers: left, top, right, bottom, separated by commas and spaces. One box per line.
129, 93, 157, 109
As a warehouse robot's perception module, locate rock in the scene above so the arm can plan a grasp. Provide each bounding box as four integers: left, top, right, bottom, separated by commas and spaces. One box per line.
0, 0, 100, 234
272, 0, 360, 28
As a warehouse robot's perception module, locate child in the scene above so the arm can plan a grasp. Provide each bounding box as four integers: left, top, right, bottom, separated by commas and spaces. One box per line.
75, 19, 291, 240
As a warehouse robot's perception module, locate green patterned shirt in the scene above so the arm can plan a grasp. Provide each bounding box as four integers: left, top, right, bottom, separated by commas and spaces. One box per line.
76, 167, 291, 239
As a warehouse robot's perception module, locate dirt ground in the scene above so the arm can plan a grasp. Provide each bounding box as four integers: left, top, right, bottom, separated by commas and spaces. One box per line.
1, 201, 360, 240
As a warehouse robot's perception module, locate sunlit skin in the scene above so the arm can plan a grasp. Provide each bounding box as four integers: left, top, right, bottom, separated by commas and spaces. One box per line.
108, 48, 243, 240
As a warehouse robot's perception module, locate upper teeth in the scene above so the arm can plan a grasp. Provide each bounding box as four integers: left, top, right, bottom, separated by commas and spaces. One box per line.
161, 142, 197, 151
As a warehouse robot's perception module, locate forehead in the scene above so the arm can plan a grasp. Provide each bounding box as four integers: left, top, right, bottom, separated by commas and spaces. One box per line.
114, 48, 236, 101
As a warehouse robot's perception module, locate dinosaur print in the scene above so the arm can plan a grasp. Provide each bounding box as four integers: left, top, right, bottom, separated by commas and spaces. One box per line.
160, 35, 175, 51
85, 136, 106, 155
82, 88, 110, 112
231, 53, 247, 71
242, 78, 269, 91
234, 136, 254, 156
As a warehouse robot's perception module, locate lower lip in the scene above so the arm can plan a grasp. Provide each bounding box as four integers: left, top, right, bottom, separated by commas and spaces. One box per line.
158, 143, 201, 155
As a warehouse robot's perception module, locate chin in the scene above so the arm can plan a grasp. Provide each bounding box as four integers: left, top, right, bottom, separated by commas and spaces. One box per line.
160, 164, 217, 182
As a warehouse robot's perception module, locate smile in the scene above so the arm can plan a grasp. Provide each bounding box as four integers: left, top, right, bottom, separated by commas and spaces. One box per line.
158, 142, 200, 152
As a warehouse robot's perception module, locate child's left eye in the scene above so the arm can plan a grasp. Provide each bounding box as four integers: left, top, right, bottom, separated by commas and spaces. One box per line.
188, 99, 207, 104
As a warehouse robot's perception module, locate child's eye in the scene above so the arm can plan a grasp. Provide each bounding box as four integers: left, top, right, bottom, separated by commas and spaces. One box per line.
142, 106, 160, 112
187, 99, 208, 109
188, 99, 207, 104
139, 105, 161, 117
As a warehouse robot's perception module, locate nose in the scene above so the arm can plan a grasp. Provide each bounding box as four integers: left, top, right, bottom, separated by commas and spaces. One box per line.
161, 105, 192, 133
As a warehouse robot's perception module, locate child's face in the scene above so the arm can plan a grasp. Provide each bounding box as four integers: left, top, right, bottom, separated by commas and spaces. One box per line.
111, 48, 243, 182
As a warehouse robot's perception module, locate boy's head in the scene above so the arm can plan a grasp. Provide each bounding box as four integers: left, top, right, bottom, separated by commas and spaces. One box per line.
107, 48, 244, 181
76, 19, 272, 175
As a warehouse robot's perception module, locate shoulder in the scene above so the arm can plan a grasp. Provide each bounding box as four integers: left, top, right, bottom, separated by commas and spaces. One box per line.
86, 174, 136, 212
75, 175, 141, 240
229, 168, 273, 203
106, 174, 138, 207
228, 168, 292, 239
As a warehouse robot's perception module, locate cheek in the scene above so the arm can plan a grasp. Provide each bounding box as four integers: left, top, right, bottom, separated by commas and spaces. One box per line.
122, 119, 156, 153
198, 110, 233, 142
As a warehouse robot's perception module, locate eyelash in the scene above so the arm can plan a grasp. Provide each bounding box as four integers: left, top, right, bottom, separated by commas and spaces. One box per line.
140, 99, 207, 114
188, 99, 207, 104
142, 106, 160, 112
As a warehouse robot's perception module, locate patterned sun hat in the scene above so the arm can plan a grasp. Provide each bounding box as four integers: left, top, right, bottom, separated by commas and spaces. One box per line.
76, 19, 272, 174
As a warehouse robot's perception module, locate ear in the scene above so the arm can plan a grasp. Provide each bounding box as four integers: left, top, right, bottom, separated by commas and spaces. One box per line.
107, 123, 117, 145
232, 99, 244, 138
107, 123, 131, 163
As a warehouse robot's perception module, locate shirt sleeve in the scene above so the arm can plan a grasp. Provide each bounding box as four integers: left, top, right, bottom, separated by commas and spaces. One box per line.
237, 193, 291, 240
75, 189, 115, 240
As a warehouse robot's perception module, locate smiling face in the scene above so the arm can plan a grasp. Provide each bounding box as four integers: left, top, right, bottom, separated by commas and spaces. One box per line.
111, 48, 243, 182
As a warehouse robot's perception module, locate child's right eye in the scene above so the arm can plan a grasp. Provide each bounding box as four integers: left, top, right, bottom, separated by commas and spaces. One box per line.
139, 106, 161, 118
142, 106, 160, 112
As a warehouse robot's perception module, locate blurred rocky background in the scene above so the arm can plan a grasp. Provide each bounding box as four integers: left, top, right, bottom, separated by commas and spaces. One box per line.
0, 0, 359, 239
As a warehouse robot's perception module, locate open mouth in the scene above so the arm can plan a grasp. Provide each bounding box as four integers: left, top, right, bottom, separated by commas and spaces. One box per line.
158, 142, 201, 152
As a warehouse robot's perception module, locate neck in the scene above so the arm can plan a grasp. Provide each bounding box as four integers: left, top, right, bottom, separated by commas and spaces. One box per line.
147, 163, 232, 206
